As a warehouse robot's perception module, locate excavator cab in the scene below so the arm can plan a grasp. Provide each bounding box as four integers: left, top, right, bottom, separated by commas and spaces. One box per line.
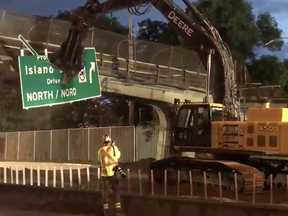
172, 100, 223, 149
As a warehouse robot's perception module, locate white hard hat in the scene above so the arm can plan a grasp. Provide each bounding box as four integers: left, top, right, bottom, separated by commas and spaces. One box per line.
102, 134, 111, 143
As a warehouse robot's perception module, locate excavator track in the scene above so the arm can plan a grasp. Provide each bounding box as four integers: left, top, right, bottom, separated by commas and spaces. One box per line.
214, 160, 264, 194
191, 159, 264, 194
151, 157, 264, 194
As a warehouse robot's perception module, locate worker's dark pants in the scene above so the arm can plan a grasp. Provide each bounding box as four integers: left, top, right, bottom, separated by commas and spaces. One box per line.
102, 173, 122, 212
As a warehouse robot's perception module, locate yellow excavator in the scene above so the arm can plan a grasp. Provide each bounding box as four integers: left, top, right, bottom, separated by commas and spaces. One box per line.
165, 99, 288, 194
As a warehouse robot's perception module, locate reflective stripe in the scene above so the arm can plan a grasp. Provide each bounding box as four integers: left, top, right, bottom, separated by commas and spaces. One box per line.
101, 146, 118, 168
102, 161, 118, 167
101, 148, 116, 162
106, 145, 113, 153
115, 202, 121, 208
99, 146, 119, 177
103, 203, 109, 209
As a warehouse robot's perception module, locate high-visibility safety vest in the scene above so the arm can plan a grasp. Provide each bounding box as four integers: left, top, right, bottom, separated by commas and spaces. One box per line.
98, 145, 121, 177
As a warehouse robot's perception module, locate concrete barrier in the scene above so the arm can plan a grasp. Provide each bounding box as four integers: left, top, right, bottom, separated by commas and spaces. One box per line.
0, 184, 287, 216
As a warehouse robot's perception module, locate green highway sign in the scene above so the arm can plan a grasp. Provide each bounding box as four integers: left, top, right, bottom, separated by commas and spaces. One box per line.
18, 47, 101, 109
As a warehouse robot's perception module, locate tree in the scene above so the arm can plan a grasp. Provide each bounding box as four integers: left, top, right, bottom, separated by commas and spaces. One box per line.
190, 0, 283, 61
136, 0, 287, 95
137, 0, 283, 60
243, 56, 288, 97
136, 19, 181, 46
281, 59, 288, 95
247, 55, 286, 85
255, 12, 283, 52
54, 10, 128, 36
51, 98, 129, 129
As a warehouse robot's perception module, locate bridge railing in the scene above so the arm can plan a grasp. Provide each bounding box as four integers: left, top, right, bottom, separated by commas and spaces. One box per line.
0, 10, 207, 91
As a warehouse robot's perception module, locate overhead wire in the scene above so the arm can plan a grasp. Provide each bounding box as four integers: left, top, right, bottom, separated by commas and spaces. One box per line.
127, 0, 152, 16
128, 5, 152, 16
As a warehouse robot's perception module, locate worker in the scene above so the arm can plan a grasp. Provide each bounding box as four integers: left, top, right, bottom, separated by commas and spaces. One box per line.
98, 134, 124, 216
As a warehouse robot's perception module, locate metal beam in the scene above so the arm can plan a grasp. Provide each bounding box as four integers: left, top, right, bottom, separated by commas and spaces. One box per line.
93, 0, 151, 16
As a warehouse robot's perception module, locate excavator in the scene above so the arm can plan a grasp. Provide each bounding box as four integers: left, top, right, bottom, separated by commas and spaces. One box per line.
54, 0, 288, 194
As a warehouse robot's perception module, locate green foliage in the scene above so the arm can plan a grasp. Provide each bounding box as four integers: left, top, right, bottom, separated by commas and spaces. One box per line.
247, 55, 285, 85
0, 85, 58, 131
255, 12, 283, 51
136, 0, 288, 96
141, 109, 160, 142
137, 0, 283, 61
53, 10, 72, 21
191, 0, 283, 61
194, 0, 286, 93
97, 98, 129, 126
245, 55, 288, 97
51, 98, 129, 129
0, 86, 23, 131
54, 10, 128, 36
280, 60, 288, 96
137, 19, 181, 46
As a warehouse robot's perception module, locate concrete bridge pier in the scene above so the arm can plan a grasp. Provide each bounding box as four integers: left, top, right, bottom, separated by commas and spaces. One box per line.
150, 104, 173, 160
150, 102, 197, 160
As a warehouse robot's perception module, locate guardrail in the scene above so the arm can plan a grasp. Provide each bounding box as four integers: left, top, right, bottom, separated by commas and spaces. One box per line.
0, 10, 207, 91
0, 35, 207, 91
0, 162, 287, 205
0, 162, 99, 188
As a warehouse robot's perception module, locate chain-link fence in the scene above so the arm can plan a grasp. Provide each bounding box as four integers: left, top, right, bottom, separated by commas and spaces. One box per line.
0, 126, 159, 163
0, 10, 204, 72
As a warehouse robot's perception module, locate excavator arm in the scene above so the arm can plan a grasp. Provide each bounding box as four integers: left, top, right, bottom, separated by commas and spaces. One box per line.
61, 0, 240, 119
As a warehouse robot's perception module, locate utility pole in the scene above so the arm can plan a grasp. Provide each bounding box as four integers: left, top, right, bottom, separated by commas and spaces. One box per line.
128, 13, 134, 66
128, 13, 135, 126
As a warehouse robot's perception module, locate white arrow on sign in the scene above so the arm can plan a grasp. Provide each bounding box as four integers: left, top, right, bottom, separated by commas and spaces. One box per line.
89, 62, 96, 84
